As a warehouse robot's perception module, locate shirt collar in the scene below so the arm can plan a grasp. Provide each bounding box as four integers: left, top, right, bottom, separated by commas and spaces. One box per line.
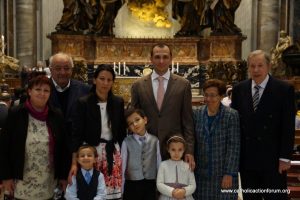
51, 78, 71, 92
133, 131, 148, 141
81, 168, 93, 176
151, 70, 170, 81
252, 74, 269, 89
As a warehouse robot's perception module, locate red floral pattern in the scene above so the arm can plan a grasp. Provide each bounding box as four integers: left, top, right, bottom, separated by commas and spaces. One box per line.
96, 143, 122, 199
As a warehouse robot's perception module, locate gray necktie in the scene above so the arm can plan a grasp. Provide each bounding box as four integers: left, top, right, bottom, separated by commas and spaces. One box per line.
253, 85, 260, 111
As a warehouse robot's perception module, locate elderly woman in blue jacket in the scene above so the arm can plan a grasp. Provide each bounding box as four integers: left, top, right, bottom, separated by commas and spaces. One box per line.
193, 79, 240, 200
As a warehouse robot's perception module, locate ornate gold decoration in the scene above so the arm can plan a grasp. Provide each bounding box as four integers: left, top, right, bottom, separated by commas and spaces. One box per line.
113, 77, 139, 103
128, 0, 172, 28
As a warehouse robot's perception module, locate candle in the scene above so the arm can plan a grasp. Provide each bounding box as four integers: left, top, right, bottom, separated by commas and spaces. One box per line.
1, 35, 4, 54
113, 62, 116, 73
118, 62, 121, 75
176, 62, 179, 73
172, 61, 174, 72
123, 62, 126, 76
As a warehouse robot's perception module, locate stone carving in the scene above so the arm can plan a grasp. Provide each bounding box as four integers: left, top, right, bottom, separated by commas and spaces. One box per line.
0, 40, 19, 78
271, 30, 292, 77
56, 0, 121, 36
210, 0, 242, 35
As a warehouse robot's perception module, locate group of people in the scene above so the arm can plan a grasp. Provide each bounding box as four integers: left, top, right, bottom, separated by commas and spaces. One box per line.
0, 43, 295, 200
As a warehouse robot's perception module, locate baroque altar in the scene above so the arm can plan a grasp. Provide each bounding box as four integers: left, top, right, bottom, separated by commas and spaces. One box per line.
49, 0, 246, 103
49, 33, 246, 103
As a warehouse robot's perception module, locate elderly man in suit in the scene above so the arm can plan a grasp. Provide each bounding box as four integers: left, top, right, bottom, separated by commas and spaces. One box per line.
131, 43, 195, 168
231, 50, 295, 200
49, 53, 90, 128
48, 52, 90, 191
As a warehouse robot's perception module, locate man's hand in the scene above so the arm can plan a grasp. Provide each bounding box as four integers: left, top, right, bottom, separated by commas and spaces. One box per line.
279, 160, 291, 174
68, 164, 78, 185
184, 154, 195, 170
59, 179, 68, 192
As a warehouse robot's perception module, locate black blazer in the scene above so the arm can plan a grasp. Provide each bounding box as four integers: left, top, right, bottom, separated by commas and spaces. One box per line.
0, 104, 69, 180
49, 79, 91, 121
231, 76, 295, 170
71, 92, 126, 152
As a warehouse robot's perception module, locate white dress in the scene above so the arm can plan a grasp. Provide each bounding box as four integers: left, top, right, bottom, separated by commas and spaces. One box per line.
157, 160, 196, 200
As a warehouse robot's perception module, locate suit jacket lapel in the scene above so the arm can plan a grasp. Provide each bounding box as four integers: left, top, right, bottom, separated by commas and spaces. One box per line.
160, 74, 176, 111
245, 79, 255, 113
66, 80, 77, 117
256, 76, 273, 112
144, 75, 158, 112
88, 93, 101, 121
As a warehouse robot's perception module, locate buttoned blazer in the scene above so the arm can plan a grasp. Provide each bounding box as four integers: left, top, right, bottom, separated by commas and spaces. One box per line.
131, 73, 194, 158
231, 76, 295, 170
0, 104, 69, 180
71, 92, 126, 152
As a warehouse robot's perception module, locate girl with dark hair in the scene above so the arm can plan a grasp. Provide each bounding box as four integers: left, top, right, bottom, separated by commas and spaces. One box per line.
70, 64, 126, 199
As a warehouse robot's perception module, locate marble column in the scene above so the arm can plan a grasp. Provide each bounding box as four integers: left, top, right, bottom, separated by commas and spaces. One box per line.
257, 0, 279, 52
16, 0, 36, 67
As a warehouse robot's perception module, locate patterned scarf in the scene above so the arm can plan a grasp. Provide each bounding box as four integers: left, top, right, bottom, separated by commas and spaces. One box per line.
25, 99, 55, 167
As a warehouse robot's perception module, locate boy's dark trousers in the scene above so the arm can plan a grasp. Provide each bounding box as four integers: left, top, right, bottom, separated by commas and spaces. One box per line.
123, 179, 156, 200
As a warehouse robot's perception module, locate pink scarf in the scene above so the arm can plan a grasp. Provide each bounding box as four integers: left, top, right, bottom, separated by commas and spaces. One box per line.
25, 100, 55, 167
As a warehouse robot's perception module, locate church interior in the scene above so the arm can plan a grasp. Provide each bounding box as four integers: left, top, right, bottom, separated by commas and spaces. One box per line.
1, 0, 300, 199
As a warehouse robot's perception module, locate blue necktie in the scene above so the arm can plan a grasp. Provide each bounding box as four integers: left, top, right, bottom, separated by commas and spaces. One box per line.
84, 172, 91, 184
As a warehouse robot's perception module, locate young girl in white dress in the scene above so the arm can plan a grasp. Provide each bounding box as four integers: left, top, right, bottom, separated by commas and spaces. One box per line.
157, 135, 196, 200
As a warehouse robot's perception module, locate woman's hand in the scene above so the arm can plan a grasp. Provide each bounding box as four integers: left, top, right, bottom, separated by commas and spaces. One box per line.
68, 164, 78, 185
3, 179, 14, 196
221, 175, 233, 189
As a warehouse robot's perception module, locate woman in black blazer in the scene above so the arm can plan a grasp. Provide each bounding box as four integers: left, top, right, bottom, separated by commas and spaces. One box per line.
0, 75, 69, 199
70, 64, 126, 199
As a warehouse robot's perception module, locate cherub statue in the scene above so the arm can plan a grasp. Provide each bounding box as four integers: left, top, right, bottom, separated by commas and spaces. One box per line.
270, 30, 292, 77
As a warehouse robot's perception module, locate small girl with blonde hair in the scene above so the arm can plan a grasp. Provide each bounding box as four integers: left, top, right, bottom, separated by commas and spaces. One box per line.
157, 135, 196, 200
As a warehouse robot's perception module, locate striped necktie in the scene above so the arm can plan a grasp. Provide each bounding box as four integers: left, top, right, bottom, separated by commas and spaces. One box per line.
253, 85, 260, 111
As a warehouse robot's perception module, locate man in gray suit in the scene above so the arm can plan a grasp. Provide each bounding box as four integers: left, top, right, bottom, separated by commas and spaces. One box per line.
131, 43, 195, 168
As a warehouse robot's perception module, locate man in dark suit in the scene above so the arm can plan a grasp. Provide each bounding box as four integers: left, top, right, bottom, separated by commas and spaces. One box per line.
48, 52, 90, 192
131, 43, 195, 168
231, 50, 295, 200
0, 91, 11, 129
49, 52, 90, 121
